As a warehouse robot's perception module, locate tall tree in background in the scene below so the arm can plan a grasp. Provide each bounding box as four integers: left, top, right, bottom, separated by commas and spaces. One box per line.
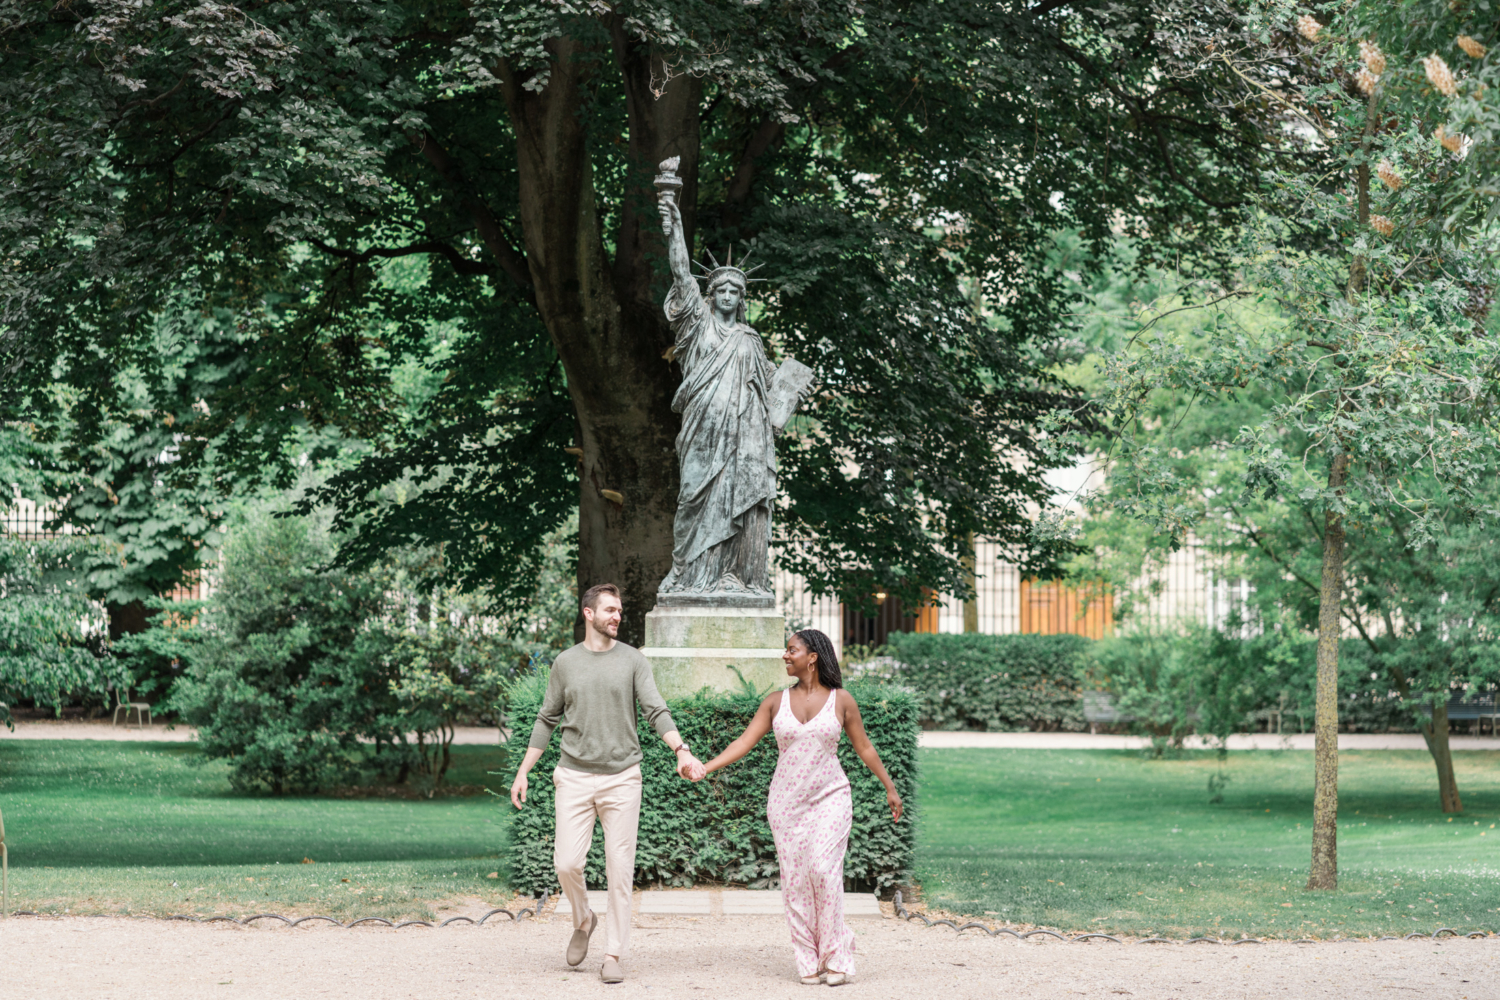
1, 1, 1269, 641
18, 301, 254, 639
1066, 5, 1500, 889
1055, 250, 1500, 814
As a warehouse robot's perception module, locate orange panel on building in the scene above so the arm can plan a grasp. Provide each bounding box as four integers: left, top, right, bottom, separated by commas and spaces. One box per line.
912, 587, 941, 634
1019, 579, 1113, 639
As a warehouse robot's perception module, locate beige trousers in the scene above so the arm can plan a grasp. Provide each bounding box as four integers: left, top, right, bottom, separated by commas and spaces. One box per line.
552, 764, 642, 959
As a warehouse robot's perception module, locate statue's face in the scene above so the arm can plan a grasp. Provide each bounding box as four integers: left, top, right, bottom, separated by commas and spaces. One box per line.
713, 282, 743, 316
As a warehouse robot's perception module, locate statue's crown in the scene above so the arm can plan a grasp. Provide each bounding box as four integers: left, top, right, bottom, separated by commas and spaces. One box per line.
694, 245, 768, 287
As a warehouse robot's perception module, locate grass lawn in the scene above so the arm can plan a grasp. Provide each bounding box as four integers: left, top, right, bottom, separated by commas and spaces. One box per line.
5, 740, 1499, 936
916, 748, 1500, 939
0, 740, 517, 921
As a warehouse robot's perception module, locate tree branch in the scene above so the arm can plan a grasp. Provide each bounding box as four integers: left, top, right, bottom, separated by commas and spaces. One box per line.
1227, 502, 1321, 596
407, 130, 534, 299
1055, 42, 1243, 210
723, 118, 786, 220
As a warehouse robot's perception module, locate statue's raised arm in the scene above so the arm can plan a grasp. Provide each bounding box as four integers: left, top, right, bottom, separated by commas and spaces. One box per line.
655, 158, 696, 295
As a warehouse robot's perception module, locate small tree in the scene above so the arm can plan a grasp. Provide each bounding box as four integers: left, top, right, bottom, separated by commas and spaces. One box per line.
385, 625, 511, 793
1063, 10, 1500, 890
0, 536, 124, 728
165, 507, 408, 794
1339, 508, 1500, 813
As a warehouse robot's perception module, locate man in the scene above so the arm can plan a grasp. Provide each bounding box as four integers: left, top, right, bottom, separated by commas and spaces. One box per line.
510, 583, 703, 984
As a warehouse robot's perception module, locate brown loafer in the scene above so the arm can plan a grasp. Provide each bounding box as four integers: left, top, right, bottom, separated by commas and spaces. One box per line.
600, 957, 625, 984
566, 909, 597, 967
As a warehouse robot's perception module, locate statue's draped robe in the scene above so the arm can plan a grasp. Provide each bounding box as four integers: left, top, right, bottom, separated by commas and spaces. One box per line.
658, 277, 777, 596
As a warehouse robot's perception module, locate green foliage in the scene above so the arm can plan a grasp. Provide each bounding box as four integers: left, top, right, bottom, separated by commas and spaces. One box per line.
1051, 9, 1500, 582
0, 536, 125, 727
164, 509, 410, 794
145, 497, 569, 793
1089, 625, 1271, 754
500, 675, 919, 894
879, 632, 1090, 732
110, 598, 208, 699
17, 302, 258, 616
385, 624, 512, 792
0, 0, 1274, 616
1086, 626, 1452, 747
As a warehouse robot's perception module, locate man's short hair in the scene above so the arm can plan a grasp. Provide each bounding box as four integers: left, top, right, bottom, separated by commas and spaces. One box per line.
581, 583, 622, 614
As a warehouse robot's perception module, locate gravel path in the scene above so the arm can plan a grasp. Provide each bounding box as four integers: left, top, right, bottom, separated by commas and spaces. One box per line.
2, 914, 1493, 999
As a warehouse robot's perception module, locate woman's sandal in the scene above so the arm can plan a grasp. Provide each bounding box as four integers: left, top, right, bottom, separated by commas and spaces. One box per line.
825, 972, 850, 986
800, 975, 824, 986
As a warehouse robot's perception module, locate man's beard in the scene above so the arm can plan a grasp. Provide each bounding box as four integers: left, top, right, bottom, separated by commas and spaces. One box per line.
592, 619, 619, 638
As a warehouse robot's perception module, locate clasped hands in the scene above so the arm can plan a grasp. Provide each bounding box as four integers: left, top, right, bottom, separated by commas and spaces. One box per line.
675, 753, 707, 782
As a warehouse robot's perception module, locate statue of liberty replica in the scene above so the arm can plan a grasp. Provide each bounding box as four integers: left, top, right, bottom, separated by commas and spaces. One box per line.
643, 158, 812, 692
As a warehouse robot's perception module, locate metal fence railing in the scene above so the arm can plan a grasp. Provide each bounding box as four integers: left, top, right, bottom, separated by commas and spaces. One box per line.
773, 533, 1255, 657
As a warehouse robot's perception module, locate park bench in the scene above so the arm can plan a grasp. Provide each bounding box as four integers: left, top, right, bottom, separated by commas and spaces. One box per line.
1082, 690, 1131, 734
1420, 691, 1499, 736
1247, 693, 1307, 734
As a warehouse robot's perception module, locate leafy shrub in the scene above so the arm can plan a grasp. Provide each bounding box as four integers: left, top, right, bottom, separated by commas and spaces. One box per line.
111, 597, 207, 700
164, 510, 410, 793
500, 675, 919, 894
0, 536, 125, 727
873, 632, 1090, 731
385, 621, 514, 791
1087, 624, 1430, 748
160, 504, 559, 794
1087, 625, 1265, 753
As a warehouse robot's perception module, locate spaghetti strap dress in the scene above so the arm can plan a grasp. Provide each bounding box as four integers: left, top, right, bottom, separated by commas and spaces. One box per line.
766, 687, 857, 978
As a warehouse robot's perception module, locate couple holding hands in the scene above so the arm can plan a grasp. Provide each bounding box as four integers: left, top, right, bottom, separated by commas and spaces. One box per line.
509, 583, 903, 986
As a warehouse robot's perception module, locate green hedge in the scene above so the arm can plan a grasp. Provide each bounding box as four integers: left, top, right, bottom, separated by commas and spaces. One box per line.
881, 632, 1090, 731
499, 675, 919, 894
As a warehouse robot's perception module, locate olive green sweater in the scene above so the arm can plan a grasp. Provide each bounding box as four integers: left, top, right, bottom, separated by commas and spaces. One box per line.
527, 641, 676, 774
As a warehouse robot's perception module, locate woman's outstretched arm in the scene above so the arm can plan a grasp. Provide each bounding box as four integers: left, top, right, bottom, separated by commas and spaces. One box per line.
698, 692, 779, 778
839, 691, 904, 823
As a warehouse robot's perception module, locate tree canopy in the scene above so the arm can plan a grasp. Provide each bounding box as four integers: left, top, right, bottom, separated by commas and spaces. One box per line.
1, 0, 1271, 639
1057, 4, 1500, 887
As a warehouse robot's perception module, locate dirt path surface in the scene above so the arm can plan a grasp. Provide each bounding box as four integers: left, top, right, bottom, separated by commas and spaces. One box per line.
2, 915, 1493, 999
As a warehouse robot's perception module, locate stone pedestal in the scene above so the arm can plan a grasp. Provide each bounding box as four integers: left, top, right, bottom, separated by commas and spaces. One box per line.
641, 604, 789, 698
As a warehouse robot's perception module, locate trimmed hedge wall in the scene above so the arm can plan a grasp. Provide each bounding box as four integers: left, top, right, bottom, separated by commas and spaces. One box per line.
500, 676, 919, 894
881, 632, 1090, 731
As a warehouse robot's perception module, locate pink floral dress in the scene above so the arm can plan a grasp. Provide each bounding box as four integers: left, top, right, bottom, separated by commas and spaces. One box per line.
767, 687, 857, 978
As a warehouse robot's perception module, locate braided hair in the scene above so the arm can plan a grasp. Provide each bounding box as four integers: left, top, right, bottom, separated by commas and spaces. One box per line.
793, 628, 843, 690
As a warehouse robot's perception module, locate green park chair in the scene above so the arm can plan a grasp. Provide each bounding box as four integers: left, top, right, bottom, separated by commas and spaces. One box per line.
112, 687, 152, 728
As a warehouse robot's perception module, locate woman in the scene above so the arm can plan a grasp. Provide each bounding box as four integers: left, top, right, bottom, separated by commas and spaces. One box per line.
693, 629, 903, 986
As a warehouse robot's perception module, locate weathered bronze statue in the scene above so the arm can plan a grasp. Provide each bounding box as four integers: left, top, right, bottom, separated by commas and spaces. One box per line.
654, 158, 812, 607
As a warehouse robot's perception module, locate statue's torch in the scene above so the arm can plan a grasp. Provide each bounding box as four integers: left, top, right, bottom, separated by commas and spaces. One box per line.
654, 156, 682, 204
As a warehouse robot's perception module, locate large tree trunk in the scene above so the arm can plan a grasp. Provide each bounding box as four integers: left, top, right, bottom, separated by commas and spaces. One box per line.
106, 600, 150, 643
1420, 700, 1462, 813
498, 33, 702, 645
962, 531, 979, 633
1307, 451, 1347, 892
